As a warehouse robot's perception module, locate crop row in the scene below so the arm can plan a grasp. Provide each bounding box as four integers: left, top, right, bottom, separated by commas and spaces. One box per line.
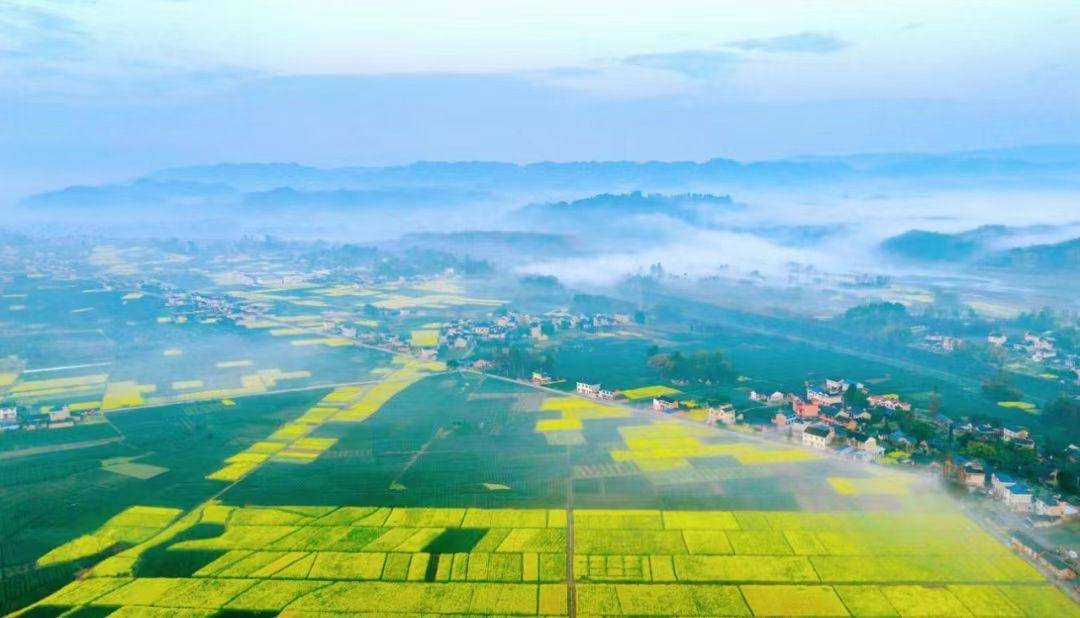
34, 574, 1080, 616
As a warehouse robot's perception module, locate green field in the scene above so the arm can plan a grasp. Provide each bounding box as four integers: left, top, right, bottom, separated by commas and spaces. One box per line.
6, 368, 1078, 616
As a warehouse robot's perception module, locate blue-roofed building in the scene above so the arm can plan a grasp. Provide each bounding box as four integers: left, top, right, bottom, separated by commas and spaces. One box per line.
991, 472, 1017, 497
1003, 483, 1033, 512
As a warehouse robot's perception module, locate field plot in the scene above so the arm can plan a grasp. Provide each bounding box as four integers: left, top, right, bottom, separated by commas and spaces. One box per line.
619, 385, 681, 400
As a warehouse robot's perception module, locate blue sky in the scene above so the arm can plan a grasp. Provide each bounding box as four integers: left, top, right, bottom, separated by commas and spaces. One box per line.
2, 0, 1080, 192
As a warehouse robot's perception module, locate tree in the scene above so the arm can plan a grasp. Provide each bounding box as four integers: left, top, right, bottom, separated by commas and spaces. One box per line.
909, 420, 937, 444
648, 349, 734, 384
1058, 466, 1080, 496
962, 441, 998, 461
843, 387, 869, 408
1046, 395, 1080, 443
981, 371, 1021, 402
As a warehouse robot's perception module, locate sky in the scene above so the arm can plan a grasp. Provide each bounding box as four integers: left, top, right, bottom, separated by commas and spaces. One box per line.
3, 0, 1080, 193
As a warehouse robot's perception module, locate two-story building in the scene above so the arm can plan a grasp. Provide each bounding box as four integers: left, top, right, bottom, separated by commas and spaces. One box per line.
1003, 483, 1034, 512
707, 404, 738, 426
803, 424, 833, 450
653, 397, 680, 413
576, 382, 601, 398
991, 472, 1017, 498
1034, 493, 1064, 518
961, 462, 986, 490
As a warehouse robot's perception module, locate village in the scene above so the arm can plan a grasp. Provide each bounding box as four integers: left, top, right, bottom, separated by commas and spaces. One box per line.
0, 403, 102, 433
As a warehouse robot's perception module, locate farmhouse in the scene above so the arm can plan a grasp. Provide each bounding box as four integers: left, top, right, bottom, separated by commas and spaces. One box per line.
792, 398, 820, 418
825, 378, 849, 394
47, 405, 71, 423
1002, 425, 1029, 442
1011, 531, 1077, 580
707, 404, 738, 425
867, 394, 911, 412
773, 411, 800, 428
852, 432, 881, 452
991, 472, 1018, 497
653, 397, 680, 412
576, 382, 601, 397
1002, 483, 1033, 512
531, 372, 553, 385
1034, 492, 1064, 517
961, 462, 986, 490
806, 386, 842, 406
803, 424, 833, 449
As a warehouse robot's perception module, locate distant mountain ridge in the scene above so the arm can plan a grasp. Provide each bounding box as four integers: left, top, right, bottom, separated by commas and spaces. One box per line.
398, 231, 575, 261
20, 144, 1080, 211
881, 225, 1080, 271
144, 158, 852, 192
981, 237, 1080, 271
511, 191, 738, 232
242, 187, 487, 210
21, 179, 236, 210
881, 226, 1013, 262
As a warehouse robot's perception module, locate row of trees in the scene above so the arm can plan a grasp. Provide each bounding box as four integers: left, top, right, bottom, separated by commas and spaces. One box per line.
646, 348, 735, 384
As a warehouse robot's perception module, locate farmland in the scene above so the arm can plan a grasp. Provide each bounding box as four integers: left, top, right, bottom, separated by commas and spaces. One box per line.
7, 368, 1079, 616
3, 251, 1079, 616
17, 502, 1078, 616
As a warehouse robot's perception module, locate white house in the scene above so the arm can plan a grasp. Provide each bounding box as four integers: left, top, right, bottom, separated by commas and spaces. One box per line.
47, 405, 71, 423
824, 378, 849, 394
867, 394, 911, 412
653, 397, 680, 412
531, 372, 553, 385
806, 386, 843, 406
707, 404, 738, 426
991, 472, 1017, 498
0, 407, 17, 422
1003, 483, 1033, 512
1035, 494, 1064, 517
802, 425, 833, 449
1002, 426, 1029, 442
576, 382, 601, 398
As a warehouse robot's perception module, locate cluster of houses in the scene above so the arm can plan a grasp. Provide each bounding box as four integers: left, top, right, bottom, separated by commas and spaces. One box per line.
440, 309, 634, 351
0, 403, 101, 433
1021, 332, 1061, 363
989, 331, 1080, 384
958, 461, 1079, 521
744, 379, 918, 461
922, 332, 963, 354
